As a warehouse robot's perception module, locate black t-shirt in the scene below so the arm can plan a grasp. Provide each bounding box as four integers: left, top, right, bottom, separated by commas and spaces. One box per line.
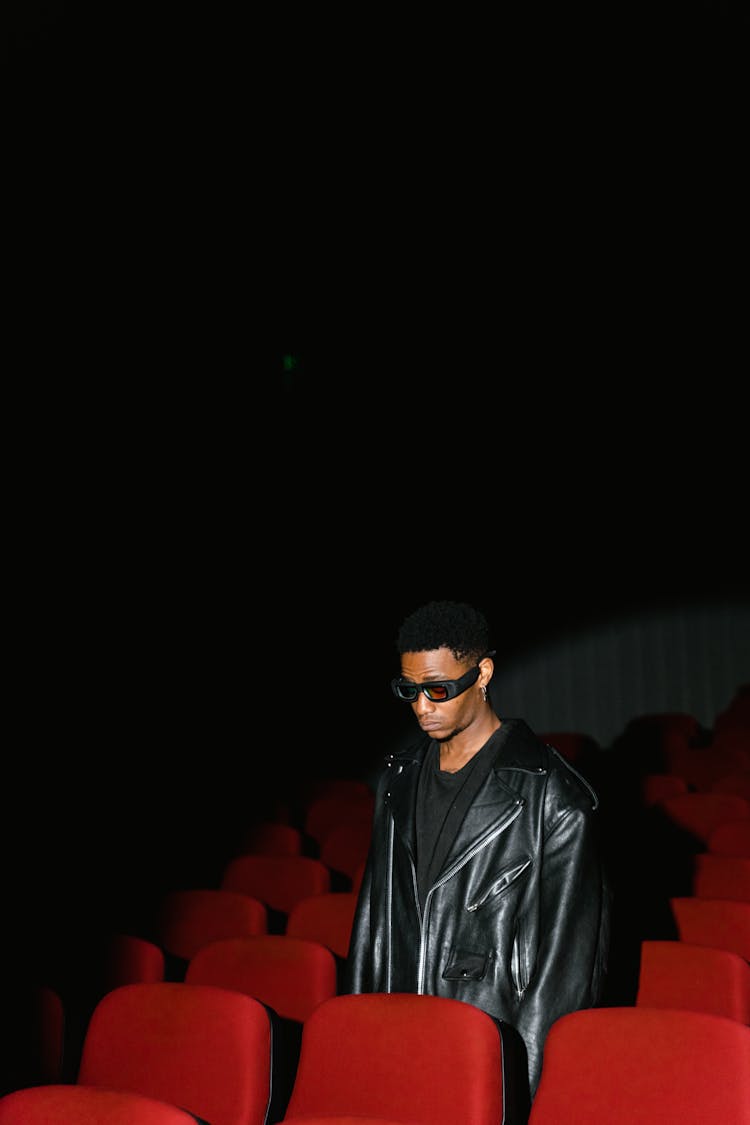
415, 728, 505, 911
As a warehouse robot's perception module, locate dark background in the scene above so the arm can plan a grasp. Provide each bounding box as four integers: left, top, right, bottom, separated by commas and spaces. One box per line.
4, 3, 748, 1055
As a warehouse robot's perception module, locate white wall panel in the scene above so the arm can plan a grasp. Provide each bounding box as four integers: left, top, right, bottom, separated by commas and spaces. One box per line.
490, 600, 749, 748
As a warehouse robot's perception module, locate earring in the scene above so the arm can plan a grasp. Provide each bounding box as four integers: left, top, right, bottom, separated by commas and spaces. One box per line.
481, 686, 487, 702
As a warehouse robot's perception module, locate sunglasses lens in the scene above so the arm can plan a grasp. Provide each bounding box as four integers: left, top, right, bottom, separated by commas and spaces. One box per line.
423, 684, 450, 701
395, 683, 419, 701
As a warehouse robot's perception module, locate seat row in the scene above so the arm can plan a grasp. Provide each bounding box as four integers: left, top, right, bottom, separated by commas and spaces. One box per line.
6, 706, 750, 1123
2, 983, 749, 1125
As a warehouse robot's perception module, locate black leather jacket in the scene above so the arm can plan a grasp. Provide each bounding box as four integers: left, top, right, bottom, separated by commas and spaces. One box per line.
345, 719, 611, 1098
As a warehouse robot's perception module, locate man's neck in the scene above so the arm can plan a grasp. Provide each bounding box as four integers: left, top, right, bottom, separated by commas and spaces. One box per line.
438, 714, 502, 772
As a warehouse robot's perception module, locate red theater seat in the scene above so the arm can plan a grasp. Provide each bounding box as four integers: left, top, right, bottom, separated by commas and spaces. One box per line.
77, 982, 272, 1125
285, 892, 358, 960
238, 821, 305, 856
0, 1085, 200, 1124
157, 888, 267, 964
636, 939, 750, 1023
528, 1007, 750, 1124
280, 992, 527, 1125
708, 818, 750, 857
670, 896, 750, 960
318, 821, 372, 883
186, 935, 338, 1121
101, 933, 166, 989
656, 792, 750, 845
186, 934, 337, 1024
221, 855, 331, 920
693, 853, 750, 902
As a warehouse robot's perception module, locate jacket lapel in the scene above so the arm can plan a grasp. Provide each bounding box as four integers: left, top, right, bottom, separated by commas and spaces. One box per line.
385, 742, 425, 859
428, 723, 525, 880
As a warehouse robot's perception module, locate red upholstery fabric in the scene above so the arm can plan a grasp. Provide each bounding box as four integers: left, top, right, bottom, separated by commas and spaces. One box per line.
318, 821, 372, 880
670, 895, 750, 958
351, 861, 366, 896
708, 818, 750, 857
186, 935, 337, 1022
302, 794, 375, 848
221, 856, 331, 916
279, 1118, 404, 1124
77, 982, 272, 1125
529, 1007, 750, 1124
240, 821, 304, 856
102, 933, 166, 989
157, 889, 267, 960
538, 731, 598, 764
282, 993, 505, 1125
693, 853, 750, 901
636, 939, 750, 1023
656, 792, 750, 844
667, 748, 750, 791
713, 724, 750, 747
670, 896, 750, 960
0, 1084, 197, 1124
34, 985, 65, 1084
710, 769, 750, 799
285, 892, 358, 959
641, 773, 688, 805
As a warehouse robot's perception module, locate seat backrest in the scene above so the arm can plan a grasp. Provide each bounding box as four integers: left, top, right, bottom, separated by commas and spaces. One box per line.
538, 731, 599, 764
157, 889, 268, 961
101, 932, 166, 990
238, 821, 304, 856
668, 748, 750, 792
1, 983, 66, 1093
285, 892, 358, 960
636, 939, 750, 1023
670, 896, 750, 960
625, 712, 702, 741
221, 856, 331, 916
77, 982, 272, 1125
185, 935, 337, 1023
693, 852, 750, 901
0, 1084, 200, 1124
641, 773, 689, 804
318, 821, 372, 881
282, 992, 512, 1125
708, 817, 750, 857
36, 985, 65, 1085
528, 1007, 750, 1124
302, 794, 375, 848
710, 769, 750, 799
656, 792, 750, 844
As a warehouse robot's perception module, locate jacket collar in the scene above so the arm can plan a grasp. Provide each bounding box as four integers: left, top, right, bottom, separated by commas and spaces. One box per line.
383, 719, 547, 866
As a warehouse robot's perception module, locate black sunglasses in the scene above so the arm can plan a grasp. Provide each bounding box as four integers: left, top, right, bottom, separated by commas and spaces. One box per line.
391, 664, 482, 703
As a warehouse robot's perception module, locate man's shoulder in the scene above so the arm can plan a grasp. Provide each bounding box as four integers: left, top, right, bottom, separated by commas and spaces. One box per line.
499, 719, 600, 808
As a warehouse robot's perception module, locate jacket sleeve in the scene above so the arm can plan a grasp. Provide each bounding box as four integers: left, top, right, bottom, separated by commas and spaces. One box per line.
514, 780, 610, 1097
343, 766, 390, 994
342, 848, 374, 993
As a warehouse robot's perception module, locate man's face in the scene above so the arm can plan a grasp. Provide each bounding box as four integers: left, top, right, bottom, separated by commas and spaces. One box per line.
397, 647, 483, 742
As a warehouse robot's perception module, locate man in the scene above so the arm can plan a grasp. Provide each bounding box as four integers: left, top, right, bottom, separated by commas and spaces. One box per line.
345, 599, 610, 1103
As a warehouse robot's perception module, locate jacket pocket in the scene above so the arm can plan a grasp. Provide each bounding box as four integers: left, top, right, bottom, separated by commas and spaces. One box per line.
511, 922, 529, 998
466, 858, 532, 912
442, 947, 490, 981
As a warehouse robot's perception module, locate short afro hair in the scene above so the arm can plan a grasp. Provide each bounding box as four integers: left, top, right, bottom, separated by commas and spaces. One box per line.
396, 600, 491, 664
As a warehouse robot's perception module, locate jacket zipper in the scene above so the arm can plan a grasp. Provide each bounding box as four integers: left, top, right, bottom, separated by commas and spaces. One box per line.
415, 800, 525, 992
385, 814, 394, 992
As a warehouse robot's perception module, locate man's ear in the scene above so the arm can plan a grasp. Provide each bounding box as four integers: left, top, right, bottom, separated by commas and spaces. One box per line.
478, 654, 495, 688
